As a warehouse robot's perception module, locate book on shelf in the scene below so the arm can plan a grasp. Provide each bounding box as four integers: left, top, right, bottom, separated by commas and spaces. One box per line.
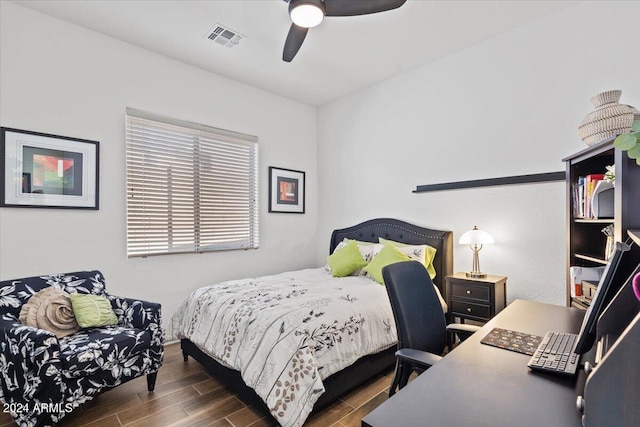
572, 177, 585, 218
573, 174, 605, 219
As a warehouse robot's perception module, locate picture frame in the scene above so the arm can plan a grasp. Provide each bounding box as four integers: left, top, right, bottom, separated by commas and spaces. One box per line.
269, 166, 305, 214
1, 127, 99, 209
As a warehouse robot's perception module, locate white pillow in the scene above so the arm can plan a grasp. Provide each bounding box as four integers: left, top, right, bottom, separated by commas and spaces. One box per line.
378, 238, 437, 279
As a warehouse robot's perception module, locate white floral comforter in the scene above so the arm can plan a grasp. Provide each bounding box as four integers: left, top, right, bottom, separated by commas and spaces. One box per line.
167, 267, 397, 427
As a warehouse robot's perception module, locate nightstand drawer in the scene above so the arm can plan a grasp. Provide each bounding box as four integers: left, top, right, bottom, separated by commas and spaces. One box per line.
450, 300, 491, 320
449, 282, 490, 302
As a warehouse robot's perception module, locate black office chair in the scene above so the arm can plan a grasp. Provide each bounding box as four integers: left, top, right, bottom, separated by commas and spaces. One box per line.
382, 261, 480, 396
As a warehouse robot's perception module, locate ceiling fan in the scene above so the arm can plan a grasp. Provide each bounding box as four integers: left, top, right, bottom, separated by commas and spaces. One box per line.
282, 0, 407, 62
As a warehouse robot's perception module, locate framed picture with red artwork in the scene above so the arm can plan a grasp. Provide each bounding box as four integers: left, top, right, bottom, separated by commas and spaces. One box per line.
1, 127, 99, 209
268, 166, 305, 213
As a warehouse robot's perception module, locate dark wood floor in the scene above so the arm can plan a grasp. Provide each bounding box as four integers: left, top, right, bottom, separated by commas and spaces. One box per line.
0, 342, 399, 427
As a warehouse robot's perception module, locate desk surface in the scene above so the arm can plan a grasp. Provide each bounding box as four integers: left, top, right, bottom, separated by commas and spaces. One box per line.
362, 299, 585, 427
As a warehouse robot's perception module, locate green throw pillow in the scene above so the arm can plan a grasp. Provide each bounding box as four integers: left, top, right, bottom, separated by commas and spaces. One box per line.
363, 243, 411, 284
327, 240, 368, 277
69, 293, 118, 328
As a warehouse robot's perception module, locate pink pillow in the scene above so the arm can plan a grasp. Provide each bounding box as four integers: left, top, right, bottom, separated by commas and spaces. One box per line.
633, 272, 640, 301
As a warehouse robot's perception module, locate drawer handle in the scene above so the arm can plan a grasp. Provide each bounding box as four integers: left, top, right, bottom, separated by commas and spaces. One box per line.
467, 308, 472, 313
466, 290, 472, 295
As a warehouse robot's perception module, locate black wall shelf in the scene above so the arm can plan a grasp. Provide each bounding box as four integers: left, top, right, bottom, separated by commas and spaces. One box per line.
413, 171, 565, 193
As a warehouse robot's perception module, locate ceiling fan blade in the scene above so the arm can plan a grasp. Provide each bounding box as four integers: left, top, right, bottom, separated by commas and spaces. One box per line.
283, 24, 308, 62
324, 0, 406, 16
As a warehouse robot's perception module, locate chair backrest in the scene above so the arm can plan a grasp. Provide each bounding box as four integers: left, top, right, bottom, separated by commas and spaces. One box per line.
382, 261, 447, 355
0, 270, 107, 317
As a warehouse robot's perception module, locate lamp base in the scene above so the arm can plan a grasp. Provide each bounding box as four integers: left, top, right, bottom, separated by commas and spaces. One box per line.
466, 271, 487, 278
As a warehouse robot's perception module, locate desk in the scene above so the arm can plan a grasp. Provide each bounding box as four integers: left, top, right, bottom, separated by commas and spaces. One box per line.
362, 300, 585, 427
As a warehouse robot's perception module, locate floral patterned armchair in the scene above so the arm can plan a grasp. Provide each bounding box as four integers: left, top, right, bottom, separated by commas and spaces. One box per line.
0, 270, 163, 426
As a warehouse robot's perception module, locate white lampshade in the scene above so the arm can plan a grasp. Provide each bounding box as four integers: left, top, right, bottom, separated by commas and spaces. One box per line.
459, 226, 494, 245
290, 1, 325, 28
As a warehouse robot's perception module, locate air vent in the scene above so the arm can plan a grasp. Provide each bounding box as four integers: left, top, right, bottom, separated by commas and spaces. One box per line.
205, 23, 245, 48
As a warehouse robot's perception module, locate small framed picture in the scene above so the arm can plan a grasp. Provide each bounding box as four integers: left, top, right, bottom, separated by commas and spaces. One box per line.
269, 166, 305, 214
1, 127, 99, 209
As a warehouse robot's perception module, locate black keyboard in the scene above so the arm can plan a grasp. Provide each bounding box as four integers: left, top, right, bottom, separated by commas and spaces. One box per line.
527, 331, 580, 375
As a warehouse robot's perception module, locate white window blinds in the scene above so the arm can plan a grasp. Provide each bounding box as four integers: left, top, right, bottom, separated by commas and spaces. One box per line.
125, 108, 259, 257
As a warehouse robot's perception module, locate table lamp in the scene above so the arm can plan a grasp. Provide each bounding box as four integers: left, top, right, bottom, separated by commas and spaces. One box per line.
459, 226, 494, 278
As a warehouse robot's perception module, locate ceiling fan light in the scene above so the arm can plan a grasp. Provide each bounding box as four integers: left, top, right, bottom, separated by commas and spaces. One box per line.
290, 1, 325, 28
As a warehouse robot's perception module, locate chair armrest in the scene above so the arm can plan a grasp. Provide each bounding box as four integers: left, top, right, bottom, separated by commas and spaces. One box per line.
107, 295, 164, 370
446, 323, 481, 342
396, 348, 443, 370
0, 314, 64, 418
108, 294, 162, 330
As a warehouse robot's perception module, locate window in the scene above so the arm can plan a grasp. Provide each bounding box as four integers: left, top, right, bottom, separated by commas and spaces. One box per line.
125, 108, 258, 257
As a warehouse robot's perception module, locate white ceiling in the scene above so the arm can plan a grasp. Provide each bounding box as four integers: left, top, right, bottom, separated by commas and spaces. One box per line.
12, 0, 577, 107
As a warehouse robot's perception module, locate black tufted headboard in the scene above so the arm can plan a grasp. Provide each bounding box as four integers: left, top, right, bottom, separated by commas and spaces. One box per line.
329, 218, 453, 297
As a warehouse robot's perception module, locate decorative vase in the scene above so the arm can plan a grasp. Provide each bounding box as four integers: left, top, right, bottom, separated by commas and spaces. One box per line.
578, 90, 636, 146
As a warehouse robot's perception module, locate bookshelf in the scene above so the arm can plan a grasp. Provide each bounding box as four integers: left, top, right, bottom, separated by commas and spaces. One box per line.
563, 137, 640, 309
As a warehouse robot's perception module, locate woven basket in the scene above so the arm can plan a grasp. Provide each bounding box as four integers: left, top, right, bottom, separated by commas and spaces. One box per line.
578, 90, 636, 146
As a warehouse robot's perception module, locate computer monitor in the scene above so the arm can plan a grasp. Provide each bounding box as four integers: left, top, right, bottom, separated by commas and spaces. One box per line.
573, 241, 631, 354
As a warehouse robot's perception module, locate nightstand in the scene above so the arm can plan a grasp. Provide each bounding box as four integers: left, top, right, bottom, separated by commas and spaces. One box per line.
445, 272, 507, 324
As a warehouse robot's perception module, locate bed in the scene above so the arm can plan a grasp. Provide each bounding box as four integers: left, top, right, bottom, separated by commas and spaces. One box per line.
169, 218, 452, 426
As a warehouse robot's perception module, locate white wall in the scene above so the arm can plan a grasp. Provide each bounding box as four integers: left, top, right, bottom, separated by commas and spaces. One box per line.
2, 0, 639, 324
0, 2, 318, 329
316, 1, 640, 305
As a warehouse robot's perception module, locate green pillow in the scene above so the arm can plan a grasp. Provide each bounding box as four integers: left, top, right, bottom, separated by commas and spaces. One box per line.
363, 243, 411, 284
69, 293, 118, 328
327, 240, 368, 277
379, 237, 438, 279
